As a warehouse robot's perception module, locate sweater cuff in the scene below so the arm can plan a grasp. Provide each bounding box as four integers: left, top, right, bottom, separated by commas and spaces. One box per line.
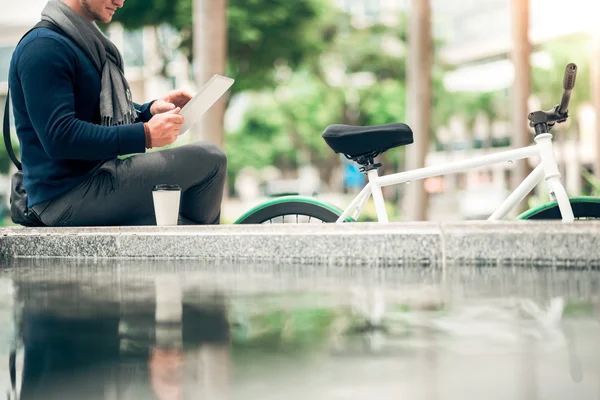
135, 100, 156, 122
117, 122, 147, 154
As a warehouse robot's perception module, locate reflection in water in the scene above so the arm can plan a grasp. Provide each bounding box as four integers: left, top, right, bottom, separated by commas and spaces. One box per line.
0, 259, 599, 400
11, 272, 229, 400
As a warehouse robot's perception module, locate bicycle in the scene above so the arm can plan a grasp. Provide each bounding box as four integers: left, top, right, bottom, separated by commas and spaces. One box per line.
235, 63, 600, 224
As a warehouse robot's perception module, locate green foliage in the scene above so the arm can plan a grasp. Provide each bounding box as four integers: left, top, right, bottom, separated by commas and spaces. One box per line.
358, 80, 407, 126
0, 133, 18, 175
277, 74, 346, 161
113, 0, 329, 95
225, 9, 439, 184
225, 98, 292, 187
532, 37, 592, 114
225, 73, 346, 186
225, 0, 329, 93
332, 21, 407, 80
440, 90, 504, 131
109, 0, 176, 30
581, 168, 600, 196
231, 306, 338, 352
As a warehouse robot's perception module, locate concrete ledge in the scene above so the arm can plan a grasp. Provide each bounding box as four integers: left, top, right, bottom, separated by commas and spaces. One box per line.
1, 221, 599, 267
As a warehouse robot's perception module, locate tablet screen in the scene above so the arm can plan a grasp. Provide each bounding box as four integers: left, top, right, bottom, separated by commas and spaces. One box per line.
179, 75, 235, 135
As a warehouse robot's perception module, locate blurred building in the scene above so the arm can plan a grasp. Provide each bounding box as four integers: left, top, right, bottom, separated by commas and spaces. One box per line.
334, 0, 408, 26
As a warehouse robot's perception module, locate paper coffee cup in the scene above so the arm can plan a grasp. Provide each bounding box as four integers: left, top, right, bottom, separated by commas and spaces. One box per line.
152, 184, 181, 226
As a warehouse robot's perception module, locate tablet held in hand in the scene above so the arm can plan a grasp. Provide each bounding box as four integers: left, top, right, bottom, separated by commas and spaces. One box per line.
179, 75, 235, 135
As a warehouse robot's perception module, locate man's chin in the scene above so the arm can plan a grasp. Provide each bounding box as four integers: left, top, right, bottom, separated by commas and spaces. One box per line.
96, 13, 113, 24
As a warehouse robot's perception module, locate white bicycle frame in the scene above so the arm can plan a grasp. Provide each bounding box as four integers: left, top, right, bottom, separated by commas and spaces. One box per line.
336, 133, 575, 223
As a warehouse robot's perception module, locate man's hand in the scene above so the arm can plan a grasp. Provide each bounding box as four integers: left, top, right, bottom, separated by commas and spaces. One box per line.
150, 90, 194, 115
147, 108, 184, 148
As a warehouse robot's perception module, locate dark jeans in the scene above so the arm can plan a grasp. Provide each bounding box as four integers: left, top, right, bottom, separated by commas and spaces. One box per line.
31, 141, 227, 226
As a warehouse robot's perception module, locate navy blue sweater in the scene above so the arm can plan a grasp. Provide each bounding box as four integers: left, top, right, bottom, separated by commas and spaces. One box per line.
8, 27, 154, 207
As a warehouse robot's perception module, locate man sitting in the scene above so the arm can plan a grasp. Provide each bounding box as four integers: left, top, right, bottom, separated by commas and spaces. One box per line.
8, 0, 227, 226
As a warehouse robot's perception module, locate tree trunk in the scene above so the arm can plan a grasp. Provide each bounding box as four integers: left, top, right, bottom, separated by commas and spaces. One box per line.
193, 0, 228, 148
403, 0, 432, 221
510, 0, 532, 214
593, 30, 600, 180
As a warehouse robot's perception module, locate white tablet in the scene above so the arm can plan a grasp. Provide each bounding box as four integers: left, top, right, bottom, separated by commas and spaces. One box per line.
179, 75, 235, 135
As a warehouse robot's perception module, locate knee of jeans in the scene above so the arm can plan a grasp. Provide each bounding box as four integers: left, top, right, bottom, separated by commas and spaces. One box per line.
202, 142, 227, 173
185, 142, 227, 173
210, 143, 228, 172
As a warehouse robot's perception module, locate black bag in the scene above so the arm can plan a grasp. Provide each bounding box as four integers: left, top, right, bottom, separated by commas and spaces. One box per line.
3, 84, 44, 227
3, 21, 66, 227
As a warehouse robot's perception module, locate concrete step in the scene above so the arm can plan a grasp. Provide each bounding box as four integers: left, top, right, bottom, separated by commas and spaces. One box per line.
1, 222, 599, 268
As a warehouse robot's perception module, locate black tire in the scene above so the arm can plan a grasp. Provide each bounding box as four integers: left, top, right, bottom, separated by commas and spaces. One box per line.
521, 198, 600, 220
236, 200, 342, 224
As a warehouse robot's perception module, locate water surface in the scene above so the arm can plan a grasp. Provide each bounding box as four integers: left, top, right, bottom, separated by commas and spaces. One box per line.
0, 258, 599, 400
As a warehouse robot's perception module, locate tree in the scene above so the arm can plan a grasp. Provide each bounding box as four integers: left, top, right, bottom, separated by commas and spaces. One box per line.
192, 0, 228, 146
510, 0, 532, 214
403, 0, 433, 221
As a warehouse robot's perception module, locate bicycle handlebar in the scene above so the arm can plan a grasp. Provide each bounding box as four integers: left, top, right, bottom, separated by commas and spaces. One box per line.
557, 63, 577, 115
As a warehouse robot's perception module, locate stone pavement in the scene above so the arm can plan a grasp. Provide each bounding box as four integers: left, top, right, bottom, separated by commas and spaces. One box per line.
1, 221, 599, 267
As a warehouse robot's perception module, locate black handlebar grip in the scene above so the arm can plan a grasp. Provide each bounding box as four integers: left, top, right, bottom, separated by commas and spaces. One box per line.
563, 63, 577, 91
558, 63, 577, 115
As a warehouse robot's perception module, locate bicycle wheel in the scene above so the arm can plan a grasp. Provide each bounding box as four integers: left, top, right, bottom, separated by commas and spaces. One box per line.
235, 196, 350, 224
519, 197, 600, 220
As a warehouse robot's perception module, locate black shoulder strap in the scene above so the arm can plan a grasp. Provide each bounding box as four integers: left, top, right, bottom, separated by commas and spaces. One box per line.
3, 21, 66, 171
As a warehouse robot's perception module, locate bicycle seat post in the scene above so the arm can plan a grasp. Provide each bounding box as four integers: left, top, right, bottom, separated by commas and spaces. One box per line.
352, 154, 388, 222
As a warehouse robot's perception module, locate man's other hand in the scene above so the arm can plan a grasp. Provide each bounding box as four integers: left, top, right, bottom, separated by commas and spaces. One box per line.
150, 90, 194, 115
147, 108, 184, 148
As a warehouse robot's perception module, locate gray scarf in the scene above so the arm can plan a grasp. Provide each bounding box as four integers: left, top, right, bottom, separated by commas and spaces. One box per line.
41, 0, 137, 126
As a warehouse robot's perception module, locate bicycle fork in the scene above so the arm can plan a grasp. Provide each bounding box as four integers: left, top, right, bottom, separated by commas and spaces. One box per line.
488, 134, 574, 222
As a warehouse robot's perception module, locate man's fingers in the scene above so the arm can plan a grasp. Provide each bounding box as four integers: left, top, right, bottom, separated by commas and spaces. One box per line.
166, 90, 194, 107
166, 115, 184, 125
152, 101, 175, 114
170, 114, 184, 122
173, 90, 193, 99
180, 91, 193, 100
